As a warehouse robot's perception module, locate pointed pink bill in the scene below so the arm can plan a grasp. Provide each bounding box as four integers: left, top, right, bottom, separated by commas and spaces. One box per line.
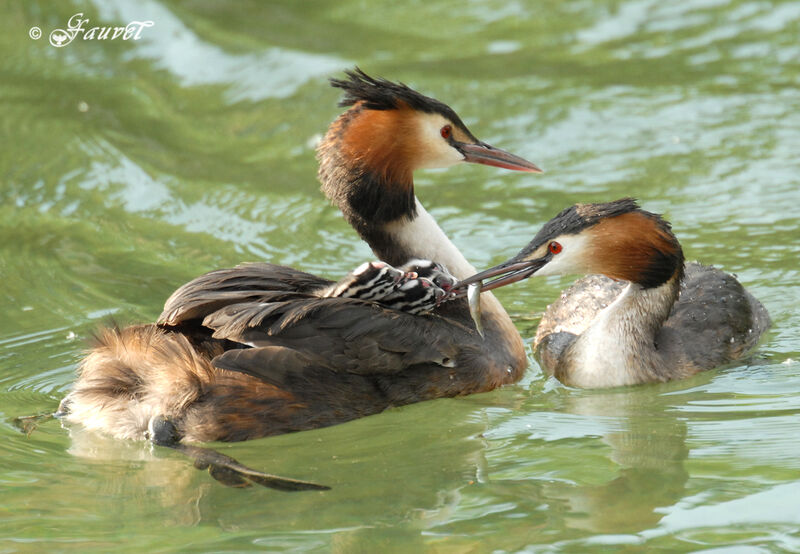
459, 142, 542, 173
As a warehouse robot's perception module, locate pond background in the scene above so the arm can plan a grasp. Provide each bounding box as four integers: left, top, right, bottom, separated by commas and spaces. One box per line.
2, 0, 799, 551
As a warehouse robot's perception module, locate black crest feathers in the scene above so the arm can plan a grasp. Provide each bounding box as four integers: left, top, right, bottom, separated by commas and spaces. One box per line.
329, 68, 467, 128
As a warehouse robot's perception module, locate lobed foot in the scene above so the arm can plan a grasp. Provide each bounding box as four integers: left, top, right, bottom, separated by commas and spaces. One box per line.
147, 415, 329, 491
12, 413, 55, 436
177, 444, 330, 491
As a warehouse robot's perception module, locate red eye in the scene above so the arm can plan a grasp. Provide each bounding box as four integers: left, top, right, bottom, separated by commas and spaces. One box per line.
440, 125, 452, 139
548, 241, 562, 255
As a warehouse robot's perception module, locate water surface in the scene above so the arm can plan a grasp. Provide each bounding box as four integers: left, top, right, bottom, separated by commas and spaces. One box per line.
2, 0, 799, 551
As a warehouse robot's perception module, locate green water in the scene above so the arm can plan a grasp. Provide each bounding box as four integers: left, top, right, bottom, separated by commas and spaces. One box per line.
2, 0, 799, 551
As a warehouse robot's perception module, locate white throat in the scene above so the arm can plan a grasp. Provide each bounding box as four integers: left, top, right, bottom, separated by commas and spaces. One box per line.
383, 199, 476, 279
566, 280, 676, 387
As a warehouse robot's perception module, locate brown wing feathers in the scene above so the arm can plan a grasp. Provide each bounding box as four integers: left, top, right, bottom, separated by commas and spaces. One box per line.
155, 262, 460, 388
208, 298, 460, 380
158, 263, 333, 326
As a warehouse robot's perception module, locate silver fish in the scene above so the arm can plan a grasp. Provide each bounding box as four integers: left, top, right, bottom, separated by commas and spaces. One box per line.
467, 282, 484, 338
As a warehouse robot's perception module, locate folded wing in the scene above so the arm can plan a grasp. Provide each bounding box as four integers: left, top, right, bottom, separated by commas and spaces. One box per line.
157, 263, 465, 388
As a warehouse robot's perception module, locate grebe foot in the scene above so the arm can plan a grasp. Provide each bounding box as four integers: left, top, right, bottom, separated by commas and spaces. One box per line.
146, 415, 328, 491
12, 412, 55, 436
174, 444, 331, 492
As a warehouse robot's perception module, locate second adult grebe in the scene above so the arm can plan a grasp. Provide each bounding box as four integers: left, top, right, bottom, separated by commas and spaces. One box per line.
454, 199, 771, 388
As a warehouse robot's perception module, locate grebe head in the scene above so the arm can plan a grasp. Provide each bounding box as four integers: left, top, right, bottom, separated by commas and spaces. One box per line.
327, 68, 542, 174
318, 68, 541, 231
456, 198, 684, 292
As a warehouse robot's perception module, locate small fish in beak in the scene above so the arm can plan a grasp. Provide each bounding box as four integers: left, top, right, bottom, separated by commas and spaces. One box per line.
467, 282, 484, 338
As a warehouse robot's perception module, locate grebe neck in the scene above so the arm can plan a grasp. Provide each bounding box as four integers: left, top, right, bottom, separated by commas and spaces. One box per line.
559, 273, 681, 387
378, 199, 475, 279
322, 163, 525, 374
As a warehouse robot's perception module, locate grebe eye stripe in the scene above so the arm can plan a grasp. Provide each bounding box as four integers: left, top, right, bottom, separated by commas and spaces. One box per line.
548, 241, 562, 255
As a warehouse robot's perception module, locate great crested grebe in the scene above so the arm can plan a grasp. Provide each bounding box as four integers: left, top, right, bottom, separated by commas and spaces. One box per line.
57, 69, 541, 489
454, 199, 770, 388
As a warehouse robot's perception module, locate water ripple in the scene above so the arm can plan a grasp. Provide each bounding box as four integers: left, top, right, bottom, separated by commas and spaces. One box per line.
93, 0, 350, 103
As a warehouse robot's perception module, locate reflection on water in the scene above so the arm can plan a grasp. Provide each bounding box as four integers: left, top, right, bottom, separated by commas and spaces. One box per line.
412, 383, 694, 549
534, 391, 690, 535
2, 0, 799, 551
